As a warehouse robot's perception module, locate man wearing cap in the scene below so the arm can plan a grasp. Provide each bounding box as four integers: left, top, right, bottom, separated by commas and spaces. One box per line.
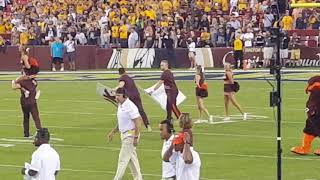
115, 68, 152, 131
21, 128, 60, 180
107, 88, 143, 180
150, 60, 181, 121
163, 132, 201, 180
159, 120, 176, 180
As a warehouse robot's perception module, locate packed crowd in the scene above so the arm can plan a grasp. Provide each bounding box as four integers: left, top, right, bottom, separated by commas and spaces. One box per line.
0, 0, 318, 49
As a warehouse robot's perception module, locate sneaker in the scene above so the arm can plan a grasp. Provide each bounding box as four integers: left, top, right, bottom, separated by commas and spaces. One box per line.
35, 90, 41, 100
60, 68, 64, 72
52, 67, 56, 72
24, 90, 30, 98
147, 125, 152, 132
243, 113, 248, 120
223, 116, 230, 121
209, 115, 214, 123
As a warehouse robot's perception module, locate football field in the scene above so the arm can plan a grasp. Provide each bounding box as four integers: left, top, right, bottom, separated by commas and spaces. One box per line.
0, 70, 320, 180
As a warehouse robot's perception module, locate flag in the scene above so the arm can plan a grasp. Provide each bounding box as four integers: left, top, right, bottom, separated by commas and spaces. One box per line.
96, 83, 117, 107
144, 84, 186, 111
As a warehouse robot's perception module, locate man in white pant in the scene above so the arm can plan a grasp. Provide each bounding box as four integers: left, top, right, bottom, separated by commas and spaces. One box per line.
108, 88, 143, 180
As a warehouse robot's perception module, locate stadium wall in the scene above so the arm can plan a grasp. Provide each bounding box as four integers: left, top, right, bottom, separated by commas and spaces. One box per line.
0, 46, 320, 71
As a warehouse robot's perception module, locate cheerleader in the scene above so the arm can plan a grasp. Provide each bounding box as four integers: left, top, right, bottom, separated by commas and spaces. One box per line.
194, 65, 213, 123
223, 63, 247, 121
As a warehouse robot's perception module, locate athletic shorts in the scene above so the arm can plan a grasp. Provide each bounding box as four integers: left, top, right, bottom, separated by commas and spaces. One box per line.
24, 66, 39, 76
280, 49, 288, 59
52, 57, 64, 64
263, 47, 274, 60
67, 52, 76, 62
291, 49, 301, 60
188, 52, 196, 58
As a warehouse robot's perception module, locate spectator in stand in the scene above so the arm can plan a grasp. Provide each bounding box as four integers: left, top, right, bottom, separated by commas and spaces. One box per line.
215, 27, 226, 47
226, 25, 235, 47
290, 32, 301, 67
128, 26, 139, 48
187, 37, 196, 70
64, 34, 76, 71
263, 9, 275, 32
111, 22, 119, 47
144, 21, 154, 48
51, 37, 65, 72
100, 26, 111, 48
263, 31, 274, 67
295, 12, 307, 30
280, 32, 290, 67
75, 30, 87, 45
242, 28, 254, 48
200, 27, 210, 47
119, 20, 128, 48
281, 10, 294, 31
0, 35, 6, 54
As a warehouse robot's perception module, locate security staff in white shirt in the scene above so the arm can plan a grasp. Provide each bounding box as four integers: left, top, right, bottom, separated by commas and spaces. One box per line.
107, 88, 143, 180
159, 120, 176, 180
163, 132, 201, 180
21, 128, 61, 180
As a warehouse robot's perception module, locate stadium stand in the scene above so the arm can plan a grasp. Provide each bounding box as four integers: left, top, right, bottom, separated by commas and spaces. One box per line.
0, 0, 319, 48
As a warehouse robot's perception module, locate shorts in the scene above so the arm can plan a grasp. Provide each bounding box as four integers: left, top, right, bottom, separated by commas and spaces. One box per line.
52, 57, 64, 64
291, 49, 301, 60
67, 52, 76, 62
188, 51, 196, 59
24, 66, 39, 76
280, 49, 288, 59
196, 87, 208, 98
224, 84, 235, 95
234, 50, 243, 61
263, 47, 274, 60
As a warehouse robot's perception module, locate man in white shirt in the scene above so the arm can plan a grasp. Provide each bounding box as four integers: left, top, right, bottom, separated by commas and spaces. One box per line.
75, 31, 87, 45
163, 132, 201, 180
241, 29, 254, 48
63, 34, 76, 71
21, 128, 60, 180
128, 27, 140, 48
107, 88, 143, 180
159, 120, 176, 180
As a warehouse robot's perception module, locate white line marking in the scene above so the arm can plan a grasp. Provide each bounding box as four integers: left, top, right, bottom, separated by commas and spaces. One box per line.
0, 124, 302, 140
3, 141, 319, 162
0, 144, 15, 148
0, 164, 215, 180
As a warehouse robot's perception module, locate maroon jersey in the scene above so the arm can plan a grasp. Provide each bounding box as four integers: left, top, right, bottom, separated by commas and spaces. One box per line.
161, 69, 178, 94
20, 79, 37, 104
119, 74, 140, 99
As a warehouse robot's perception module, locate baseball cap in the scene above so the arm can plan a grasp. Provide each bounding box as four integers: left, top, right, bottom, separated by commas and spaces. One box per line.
173, 132, 185, 145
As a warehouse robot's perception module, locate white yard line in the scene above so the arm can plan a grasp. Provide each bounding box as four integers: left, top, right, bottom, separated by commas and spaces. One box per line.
0, 126, 301, 140
0, 141, 318, 162
0, 164, 215, 180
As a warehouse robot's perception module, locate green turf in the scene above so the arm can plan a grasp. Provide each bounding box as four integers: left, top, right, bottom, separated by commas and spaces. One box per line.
0, 77, 320, 180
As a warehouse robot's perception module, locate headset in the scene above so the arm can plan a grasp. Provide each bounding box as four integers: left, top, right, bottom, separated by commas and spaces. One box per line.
163, 119, 175, 134
36, 128, 50, 141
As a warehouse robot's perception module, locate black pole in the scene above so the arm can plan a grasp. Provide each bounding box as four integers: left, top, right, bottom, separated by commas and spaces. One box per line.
275, 29, 282, 180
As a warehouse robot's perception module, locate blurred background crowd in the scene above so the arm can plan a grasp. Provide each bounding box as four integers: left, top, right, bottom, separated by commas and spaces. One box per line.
0, 0, 319, 49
